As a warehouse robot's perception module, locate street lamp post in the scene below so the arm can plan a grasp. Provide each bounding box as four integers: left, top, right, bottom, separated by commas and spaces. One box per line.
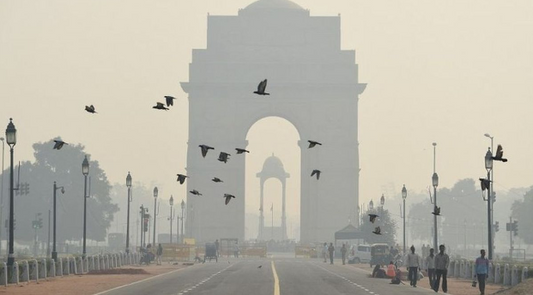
169, 196, 174, 244
0, 137, 5, 256
484, 133, 495, 259
485, 148, 494, 260
181, 200, 185, 244
432, 172, 439, 252
52, 181, 65, 261
153, 187, 158, 246
5, 118, 17, 266
126, 172, 132, 253
402, 185, 407, 255
82, 155, 89, 258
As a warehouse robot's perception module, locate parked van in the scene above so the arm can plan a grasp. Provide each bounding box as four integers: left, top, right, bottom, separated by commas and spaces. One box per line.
347, 244, 371, 264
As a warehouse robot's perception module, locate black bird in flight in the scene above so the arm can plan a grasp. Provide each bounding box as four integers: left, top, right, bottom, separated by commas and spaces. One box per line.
235, 148, 250, 154
479, 178, 491, 191
368, 214, 379, 224
199, 145, 214, 158
308, 140, 322, 148
189, 190, 202, 196
85, 105, 97, 114
492, 145, 508, 162
176, 174, 188, 184
212, 177, 223, 183
224, 194, 235, 205
53, 139, 68, 150
218, 152, 230, 163
253, 79, 269, 95
311, 169, 321, 180
432, 206, 441, 216
372, 226, 382, 235
258, 265, 262, 268
153, 102, 169, 110
165, 96, 176, 107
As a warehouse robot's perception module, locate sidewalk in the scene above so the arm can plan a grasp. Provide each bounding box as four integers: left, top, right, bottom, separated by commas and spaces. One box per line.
0, 263, 191, 295
348, 263, 507, 295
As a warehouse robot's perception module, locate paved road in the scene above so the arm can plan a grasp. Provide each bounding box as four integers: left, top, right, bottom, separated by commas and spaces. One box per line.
97, 257, 438, 295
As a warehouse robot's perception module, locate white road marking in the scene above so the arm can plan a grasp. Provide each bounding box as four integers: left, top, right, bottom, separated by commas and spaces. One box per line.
175, 263, 236, 295
312, 263, 380, 295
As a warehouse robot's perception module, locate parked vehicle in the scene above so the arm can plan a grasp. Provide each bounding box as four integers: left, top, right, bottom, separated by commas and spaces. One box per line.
347, 244, 372, 264
369, 243, 391, 267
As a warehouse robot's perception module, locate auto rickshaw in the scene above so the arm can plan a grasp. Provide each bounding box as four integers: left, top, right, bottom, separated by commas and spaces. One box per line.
369, 243, 391, 267
204, 242, 218, 262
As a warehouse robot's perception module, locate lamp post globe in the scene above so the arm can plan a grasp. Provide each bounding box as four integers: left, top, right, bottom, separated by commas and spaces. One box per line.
125, 172, 132, 254
432, 172, 439, 188
402, 185, 407, 200
5, 118, 16, 266
485, 149, 493, 172
380, 194, 385, 206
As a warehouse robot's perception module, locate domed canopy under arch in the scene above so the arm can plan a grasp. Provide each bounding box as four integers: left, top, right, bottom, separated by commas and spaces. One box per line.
243, 0, 305, 11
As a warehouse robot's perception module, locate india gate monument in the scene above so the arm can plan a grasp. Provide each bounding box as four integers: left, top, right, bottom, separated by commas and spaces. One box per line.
180, 0, 366, 243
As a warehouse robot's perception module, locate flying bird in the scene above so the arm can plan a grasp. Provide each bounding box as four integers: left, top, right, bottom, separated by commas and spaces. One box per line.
368, 214, 379, 224
372, 226, 382, 235
224, 194, 235, 205
432, 206, 441, 216
235, 148, 250, 154
218, 152, 230, 163
85, 105, 97, 114
53, 140, 68, 150
189, 190, 202, 196
479, 178, 491, 191
311, 169, 321, 180
164, 96, 176, 107
199, 145, 214, 158
176, 174, 188, 184
153, 102, 169, 110
212, 177, 223, 183
308, 140, 322, 148
492, 145, 508, 162
253, 79, 270, 95
258, 265, 262, 268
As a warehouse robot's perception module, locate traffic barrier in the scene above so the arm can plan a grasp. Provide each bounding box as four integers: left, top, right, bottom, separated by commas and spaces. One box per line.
57, 258, 63, 277
162, 244, 194, 261
96, 255, 101, 271
448, 260, 455, 277
49, 259, 56, 278
83, 257, 88, 273
503, 264, 510, 286
70, 257, 77, 275
453, 260, 460, 278
63, 258, 70, 276
9, 262, 19, 284
511, 265, 519, 286
295, 246, 314, 258
471, 262, 476, 280
75, 257, 82, 275
465, 261, 471, 279
1, 262, 7, 286
39, 259, 47, 279
243, 246, 267, 258
494, 263, 501, 284
459, 260, 465, 278
487, 263, 494, 283
522, 267, 528, 283
29, 260, 39, 282
20, 260, 29, 282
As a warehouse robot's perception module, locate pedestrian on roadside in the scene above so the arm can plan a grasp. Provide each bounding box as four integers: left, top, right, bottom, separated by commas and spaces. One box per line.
406, 245, 421, 287
233, 242, 239, 258
475, 249, 490, 295
425, 248, 436, 288
323, 242, 328, 263
328, 243, 335, 264
433, 244, 450, 293
156, 243, 163, 265
341, 243, 347, 265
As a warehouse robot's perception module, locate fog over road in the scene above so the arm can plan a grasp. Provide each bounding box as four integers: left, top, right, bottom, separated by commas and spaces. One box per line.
97, 256, 436, 295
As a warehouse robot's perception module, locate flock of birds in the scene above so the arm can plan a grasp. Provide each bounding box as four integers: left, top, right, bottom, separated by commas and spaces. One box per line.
53, 79, 324, 207
367, 144, 508, 237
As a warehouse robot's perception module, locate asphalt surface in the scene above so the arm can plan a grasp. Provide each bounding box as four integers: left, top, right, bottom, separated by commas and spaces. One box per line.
96, 256, 439, 295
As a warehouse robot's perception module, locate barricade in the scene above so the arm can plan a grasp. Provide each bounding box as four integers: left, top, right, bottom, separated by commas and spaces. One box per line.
162, 244, 194, 261
20, 260, 29, 282
1, 262, 7, 286
29, 260, 39, 282
75, 257, 82, 275
243, 246, 267, 258
511, 265, 519, 286
57, 258, 63, 277
522, 267, 528, 283
83, 257, 88, 273
295, 246, 314, 258
39, 259, 47, 279
454, 260, 460, 278
487, 263, 494, 283
49, 259, 56, 278
449, 260, 455, 277
9, 262, 19, 284
62, 258, 70, 276
70, 257, 77, 275
465, 261, 471, 279
471, 262, 476, 280
460, 260, 465, 278
494, 263, 501, 284
503, 264, 510, 286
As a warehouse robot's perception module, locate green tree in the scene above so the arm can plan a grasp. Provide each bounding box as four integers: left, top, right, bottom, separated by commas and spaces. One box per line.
511, 186, 533, 244
3, 139, 118, 244
360, 207, 396, 245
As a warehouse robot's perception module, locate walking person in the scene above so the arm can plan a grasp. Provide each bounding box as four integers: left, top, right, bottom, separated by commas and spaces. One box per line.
341, 243, 347, 265
233, 242, 239, 258
475, 249, 489, 295
406, 245, 421, 287
426, 248, 436, 288
433, 244, 450, 293
328, 243, 335, 264
156, 243, 163, 265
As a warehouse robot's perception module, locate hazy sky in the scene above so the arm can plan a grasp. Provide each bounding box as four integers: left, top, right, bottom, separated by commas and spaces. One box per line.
1, 0, 532, 239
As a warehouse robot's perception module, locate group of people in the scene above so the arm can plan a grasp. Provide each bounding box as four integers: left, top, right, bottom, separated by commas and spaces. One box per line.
321, 242, 349, 265
140, 243, 164, 265
404, 244, 490, 295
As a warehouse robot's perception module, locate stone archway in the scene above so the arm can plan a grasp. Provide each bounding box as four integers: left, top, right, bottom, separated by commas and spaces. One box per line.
181, 0, 366, 243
